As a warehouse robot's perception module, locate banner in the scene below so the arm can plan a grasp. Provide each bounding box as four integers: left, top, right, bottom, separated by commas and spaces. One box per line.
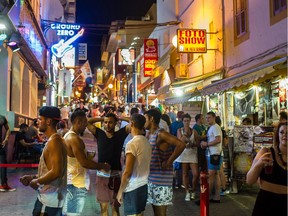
58, 70, 72, 97
80, 60, 92, 78
96, 68, 103, 85
117, 48, 135, 65
144, 39, 158, 77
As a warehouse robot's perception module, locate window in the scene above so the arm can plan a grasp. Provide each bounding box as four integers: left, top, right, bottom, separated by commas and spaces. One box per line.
273, 0, 287, 15
234, 0, 249, 45
235, 0, 247, 37
270, 0, 287, 25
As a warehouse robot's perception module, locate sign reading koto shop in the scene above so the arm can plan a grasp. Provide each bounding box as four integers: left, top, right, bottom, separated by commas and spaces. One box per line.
177, 29, 207, 53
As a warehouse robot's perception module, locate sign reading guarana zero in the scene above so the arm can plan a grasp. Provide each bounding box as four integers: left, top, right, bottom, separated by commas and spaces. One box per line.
177, 29, 207, 53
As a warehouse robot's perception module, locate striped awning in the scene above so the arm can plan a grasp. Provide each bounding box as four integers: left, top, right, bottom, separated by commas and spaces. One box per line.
202, 57, 287, 96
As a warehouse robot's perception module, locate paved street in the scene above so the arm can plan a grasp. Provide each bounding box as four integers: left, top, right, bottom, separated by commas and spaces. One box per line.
0, 131, 258, 216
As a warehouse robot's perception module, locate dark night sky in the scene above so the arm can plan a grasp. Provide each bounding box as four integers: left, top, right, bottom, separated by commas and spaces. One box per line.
76, 0, 156, 70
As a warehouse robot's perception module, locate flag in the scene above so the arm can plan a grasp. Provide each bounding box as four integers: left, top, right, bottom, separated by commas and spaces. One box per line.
80, 60, 92, 78
58, 70, 72, 97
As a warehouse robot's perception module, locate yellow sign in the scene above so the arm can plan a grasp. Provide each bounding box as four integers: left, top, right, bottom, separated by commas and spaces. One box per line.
177, 29, 207, 53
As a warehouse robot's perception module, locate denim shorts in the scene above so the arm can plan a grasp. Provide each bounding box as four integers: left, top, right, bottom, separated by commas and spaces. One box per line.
123, 184, 148, 215
207, 155, 223, 171
63, 184, 88, 215
33, 198, 62, 216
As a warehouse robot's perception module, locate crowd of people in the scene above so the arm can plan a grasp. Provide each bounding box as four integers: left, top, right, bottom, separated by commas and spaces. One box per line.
0, 102, 287, 216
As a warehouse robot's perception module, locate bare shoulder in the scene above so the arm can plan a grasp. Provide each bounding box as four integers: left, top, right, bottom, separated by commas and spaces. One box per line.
47, 134, 66, 150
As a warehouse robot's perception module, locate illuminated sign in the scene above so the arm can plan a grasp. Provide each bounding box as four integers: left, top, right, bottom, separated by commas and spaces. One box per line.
144, 39, 158, 77
51, 28, 84, 58
51, 23, 81, 36
117, 48, 135, 65
177, 29, 207, 53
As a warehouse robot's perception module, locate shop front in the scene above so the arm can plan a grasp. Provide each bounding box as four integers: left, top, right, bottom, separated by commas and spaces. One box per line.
201, 56, 287, 192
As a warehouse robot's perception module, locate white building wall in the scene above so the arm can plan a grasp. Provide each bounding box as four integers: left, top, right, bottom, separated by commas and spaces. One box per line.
224, 0, 287, 76
178, 0, 224, 77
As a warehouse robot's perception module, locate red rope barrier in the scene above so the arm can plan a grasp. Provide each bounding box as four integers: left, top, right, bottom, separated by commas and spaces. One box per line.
0, 164, 39, 168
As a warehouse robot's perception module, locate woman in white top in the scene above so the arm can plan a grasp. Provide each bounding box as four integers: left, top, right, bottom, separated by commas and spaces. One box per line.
176, 113, 200, 201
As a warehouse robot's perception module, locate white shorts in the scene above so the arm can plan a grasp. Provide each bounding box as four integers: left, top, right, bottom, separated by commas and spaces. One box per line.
147, 182, 173, 206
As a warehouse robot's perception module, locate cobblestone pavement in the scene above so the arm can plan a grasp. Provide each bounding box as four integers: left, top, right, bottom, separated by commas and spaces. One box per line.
0, 130, 258, 216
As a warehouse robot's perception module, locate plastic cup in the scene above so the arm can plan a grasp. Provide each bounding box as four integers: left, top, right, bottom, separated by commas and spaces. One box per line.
87, 151, 96, 160
264, 164, 273, 174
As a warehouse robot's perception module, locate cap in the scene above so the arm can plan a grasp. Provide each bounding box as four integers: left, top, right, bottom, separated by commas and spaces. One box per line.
39, 106, 61, 120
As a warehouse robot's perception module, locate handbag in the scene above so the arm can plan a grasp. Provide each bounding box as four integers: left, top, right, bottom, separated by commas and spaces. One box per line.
208, 147, 222, 166
210, 154, 221, 165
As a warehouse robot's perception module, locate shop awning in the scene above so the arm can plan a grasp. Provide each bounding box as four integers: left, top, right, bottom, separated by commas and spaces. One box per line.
202, 57, 287, 96
138, 77, 153, 91
165, 93, 193, 105
171, 69, 223, 87
19, 38, 47, 77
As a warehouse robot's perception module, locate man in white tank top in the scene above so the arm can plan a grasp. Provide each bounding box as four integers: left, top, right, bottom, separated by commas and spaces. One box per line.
63, 110, 110, 215
20, 106, 67, 216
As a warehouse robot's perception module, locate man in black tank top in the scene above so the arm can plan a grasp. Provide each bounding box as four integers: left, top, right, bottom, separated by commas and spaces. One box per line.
87, 112, 130, 216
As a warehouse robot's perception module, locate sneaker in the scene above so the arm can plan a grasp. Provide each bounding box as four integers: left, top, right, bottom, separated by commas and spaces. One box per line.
220, 189, 230, 196
185, 192, 191, 201
0, 184, 16, 192
0, 185, 6, 192
191, 192, 196, 200
5, 184, 16, 192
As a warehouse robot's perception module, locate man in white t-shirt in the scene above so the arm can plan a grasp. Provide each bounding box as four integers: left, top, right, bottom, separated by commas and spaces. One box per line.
117, 114, 151, 216
200, 111, 223, 203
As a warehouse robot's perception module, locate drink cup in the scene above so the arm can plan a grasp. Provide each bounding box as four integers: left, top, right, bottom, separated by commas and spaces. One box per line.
264, 163, 273, 174
87, 151, 96, 160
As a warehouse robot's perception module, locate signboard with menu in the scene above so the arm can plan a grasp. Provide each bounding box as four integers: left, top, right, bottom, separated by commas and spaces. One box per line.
232, 125, 274, 185
144, 39, 158, 77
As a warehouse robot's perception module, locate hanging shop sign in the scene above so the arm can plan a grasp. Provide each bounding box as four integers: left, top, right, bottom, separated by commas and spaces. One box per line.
144, 38, 158, 77
78, 43, 87, 60
117, 48, 135, 65
177, 29, 207, 53
96, 68, 103, 85
51, 23, 81, 36
58, 69, 72, 97
51, 28, 84, 58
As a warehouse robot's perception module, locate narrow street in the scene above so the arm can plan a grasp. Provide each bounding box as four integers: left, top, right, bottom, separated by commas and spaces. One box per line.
0, 131, 258, 216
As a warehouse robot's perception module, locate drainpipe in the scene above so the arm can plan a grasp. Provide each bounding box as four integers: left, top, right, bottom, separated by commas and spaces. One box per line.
222, 0, 226, 77
221, 0, 227, 129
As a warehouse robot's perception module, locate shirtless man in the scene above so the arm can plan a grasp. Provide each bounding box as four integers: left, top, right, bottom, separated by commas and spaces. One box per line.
63, 110, 110, 215
144, 109, 185, 216
87, 113, 130, 216
20, 106, 67, 216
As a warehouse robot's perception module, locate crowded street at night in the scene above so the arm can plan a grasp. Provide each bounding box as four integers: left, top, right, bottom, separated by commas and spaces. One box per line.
0, 0, 287, 216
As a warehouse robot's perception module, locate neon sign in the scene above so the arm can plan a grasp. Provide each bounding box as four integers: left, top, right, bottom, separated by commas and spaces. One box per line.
51, 23, 81, 36
51, 28, 84, 58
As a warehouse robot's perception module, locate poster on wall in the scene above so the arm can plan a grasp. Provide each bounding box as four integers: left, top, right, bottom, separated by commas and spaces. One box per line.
233, 126, 254, 153
233, 152, 253, 181
234, 88, 256, 116
253, 126, 274, 152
